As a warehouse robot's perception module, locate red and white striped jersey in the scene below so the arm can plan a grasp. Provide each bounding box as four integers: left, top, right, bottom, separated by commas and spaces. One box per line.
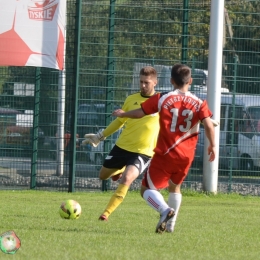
141, 90, 212, 159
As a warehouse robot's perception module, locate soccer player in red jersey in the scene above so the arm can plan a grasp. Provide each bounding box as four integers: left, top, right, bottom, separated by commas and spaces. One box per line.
112, 64, 216, 233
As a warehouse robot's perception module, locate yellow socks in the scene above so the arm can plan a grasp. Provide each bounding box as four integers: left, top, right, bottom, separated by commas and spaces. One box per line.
103, 184, 129, 218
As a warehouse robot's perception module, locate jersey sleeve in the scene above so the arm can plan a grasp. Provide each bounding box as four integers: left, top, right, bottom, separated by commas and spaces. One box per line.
199, 100, 213, 121
103, 118, 125, 137
115, 97, 130, 124
141, 93, 160, 115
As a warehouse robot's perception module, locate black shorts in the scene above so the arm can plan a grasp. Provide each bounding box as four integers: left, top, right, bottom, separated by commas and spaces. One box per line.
103, 145, 151, 175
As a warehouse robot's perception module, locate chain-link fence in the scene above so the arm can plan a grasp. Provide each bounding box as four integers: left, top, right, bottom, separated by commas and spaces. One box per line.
0, 0, 259, 195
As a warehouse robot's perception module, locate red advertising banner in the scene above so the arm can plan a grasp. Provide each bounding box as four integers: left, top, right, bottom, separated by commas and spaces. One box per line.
0, 0, 66, 70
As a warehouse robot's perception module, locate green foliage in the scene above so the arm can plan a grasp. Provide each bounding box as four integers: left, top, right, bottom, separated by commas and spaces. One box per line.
0, 0, 260, 138
0, 190, 260, 260
223, 1, 260, 93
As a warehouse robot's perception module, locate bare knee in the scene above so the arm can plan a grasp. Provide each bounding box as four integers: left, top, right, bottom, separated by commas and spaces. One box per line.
119, 166, 139, 186
168, 180, 181, 193
120, 173, 137, 186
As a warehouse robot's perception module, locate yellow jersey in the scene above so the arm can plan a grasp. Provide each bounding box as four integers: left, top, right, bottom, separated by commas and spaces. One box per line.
115, 92, 159, 157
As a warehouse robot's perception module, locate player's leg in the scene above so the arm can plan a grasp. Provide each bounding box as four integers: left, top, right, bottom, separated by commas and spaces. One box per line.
99, 165, 138, 220
166, 162, 191, 233
166, 180, 182, 233
99, 145, 126, 181
99, 154, 150, 220
141, 185, 174, 233
99, 166, 126, 181
140, 158, 175, 233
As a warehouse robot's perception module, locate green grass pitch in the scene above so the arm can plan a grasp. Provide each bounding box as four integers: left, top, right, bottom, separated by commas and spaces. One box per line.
0, 190, 260, 260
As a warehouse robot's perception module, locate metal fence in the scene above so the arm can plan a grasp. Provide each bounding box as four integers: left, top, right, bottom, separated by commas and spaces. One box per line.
0, 0, 260, 195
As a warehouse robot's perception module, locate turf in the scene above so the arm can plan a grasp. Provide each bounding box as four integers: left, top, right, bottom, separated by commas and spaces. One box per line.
0, 190, 260, 260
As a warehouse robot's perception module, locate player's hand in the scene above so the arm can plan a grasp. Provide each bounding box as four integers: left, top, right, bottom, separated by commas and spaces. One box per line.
208, 145, 216, 162
112, 109, 125, 117
82, 130, 106, 147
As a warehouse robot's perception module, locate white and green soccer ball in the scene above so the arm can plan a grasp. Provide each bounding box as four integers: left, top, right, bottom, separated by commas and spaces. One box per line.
59, 200, 82, 220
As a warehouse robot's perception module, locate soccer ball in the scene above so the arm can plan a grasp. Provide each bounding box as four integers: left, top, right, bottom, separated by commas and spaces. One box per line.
59, 200, 82, 219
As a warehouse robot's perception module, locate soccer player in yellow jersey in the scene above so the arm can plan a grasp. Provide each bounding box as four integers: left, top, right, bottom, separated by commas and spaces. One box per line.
83, 66, 160, 221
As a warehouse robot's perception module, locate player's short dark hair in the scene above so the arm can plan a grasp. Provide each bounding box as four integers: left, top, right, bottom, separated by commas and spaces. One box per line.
171, 64, 191, 86
140, 66, 157, 78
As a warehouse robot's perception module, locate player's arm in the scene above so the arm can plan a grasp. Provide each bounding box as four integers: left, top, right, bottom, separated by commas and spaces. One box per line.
200, 118, 219, 127
102, 118, 125, 137
112, 108, 145, 118
202, 116, 216, 162
82, 118, 124, 147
